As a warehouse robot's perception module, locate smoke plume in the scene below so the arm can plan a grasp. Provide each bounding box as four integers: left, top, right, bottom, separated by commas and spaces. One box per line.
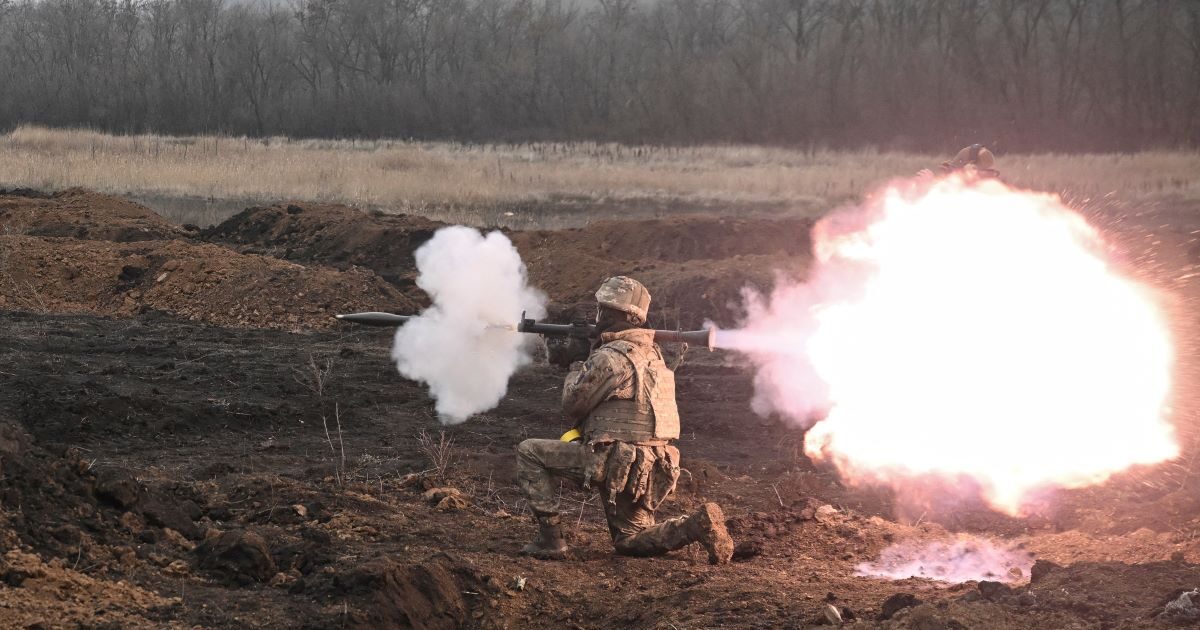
391, 226, 546, 424
857, 536, 1034, 583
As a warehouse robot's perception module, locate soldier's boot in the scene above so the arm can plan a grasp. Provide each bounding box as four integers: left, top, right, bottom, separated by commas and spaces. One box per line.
614, 502, 734, 565
686, 502, 735, 565
519, 513, 568, 560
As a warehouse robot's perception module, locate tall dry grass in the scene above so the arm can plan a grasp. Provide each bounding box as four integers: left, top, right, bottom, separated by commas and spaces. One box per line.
1, 126, 1198, 216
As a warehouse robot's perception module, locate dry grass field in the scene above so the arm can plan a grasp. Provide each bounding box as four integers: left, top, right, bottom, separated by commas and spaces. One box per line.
2, 126, 1198, 227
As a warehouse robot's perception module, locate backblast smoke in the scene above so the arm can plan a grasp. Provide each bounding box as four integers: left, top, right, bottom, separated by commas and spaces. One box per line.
857, 536, 1034, 584
715, 176, 1178, 515
391, 226, 546, 424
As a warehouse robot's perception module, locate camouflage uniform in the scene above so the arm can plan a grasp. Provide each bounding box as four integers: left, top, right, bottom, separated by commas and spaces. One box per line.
917, 144, 1001, 181
940, 144, 1001, 179
517, 327, 730, 560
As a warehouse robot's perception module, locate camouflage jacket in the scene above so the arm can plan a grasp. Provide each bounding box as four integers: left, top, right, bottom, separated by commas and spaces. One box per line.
562, 328, 680, 443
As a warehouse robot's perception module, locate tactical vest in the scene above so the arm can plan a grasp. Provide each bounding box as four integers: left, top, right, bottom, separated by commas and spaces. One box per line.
584, 339, 680, 444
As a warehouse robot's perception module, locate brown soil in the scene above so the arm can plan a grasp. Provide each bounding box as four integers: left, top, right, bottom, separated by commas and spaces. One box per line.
0, 191, 421, 330
0, 190, 422, 331
201, 202, 444, 292
512, 215, 812, 263
1, 189, 1199, 629
0, 548, 184, 629
0, 234, 415, 330
202, 202, 812, 327
0, 188, 188, 242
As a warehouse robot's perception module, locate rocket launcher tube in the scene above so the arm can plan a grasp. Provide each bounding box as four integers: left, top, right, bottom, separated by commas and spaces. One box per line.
336, 311, 715, 350
334, 312, 414, 326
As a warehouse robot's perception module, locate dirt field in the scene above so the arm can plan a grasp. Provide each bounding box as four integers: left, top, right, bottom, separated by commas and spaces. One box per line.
2, 189, 1200, 629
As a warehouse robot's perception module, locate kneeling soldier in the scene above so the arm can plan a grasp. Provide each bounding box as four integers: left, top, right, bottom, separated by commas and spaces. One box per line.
516, 276, 734, 564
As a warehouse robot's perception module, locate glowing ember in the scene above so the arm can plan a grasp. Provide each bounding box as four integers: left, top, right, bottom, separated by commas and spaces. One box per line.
717, 176, 1178, 514
857, 536, 1034, 584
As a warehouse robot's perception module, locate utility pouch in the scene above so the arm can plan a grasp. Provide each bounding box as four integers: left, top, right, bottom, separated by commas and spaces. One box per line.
643, 445, 681, 511
582, 442, 610, 489
626, 446, 655, 505
603, 442, 638, 505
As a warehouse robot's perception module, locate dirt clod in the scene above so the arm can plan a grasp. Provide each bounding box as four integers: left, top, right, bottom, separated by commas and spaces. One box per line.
139, 495, 199, 539
977, 580, 1014, 602
93, 469, 141, 509
365, 560, 469, 630
424, 487, 470, 511
1030, 558, 1062, 583
0, 419, 31, 456
196, 530, 277, 584
880, 593, 923, 620
732, 540, 763, 561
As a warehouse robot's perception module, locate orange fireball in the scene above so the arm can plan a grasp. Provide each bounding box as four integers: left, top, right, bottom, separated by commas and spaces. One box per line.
723, 176, 1178, 515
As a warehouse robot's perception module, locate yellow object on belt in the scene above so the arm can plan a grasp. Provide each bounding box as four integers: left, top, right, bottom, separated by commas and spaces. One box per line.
560, 428, 582, 443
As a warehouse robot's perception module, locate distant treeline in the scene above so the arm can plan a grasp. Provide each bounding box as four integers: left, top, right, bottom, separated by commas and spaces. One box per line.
1, 0, 1197, 151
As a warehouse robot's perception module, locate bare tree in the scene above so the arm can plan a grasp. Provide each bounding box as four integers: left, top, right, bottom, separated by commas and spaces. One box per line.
0, 0, 1195, 150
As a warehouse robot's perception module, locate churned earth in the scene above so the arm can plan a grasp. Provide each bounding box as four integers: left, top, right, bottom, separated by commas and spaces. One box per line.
0, 190, 1199, 628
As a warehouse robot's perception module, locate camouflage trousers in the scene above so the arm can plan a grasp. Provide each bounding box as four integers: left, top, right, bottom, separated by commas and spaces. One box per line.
516, 438, 693, 556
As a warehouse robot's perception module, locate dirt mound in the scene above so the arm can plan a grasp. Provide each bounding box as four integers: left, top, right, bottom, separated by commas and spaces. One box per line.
0, 235, 415, 329
0, 417, 202, 627
0, 548, 181, 629
515, 216, 812, 326
0, 401, 349, 627
1025, 559, 1200, 625
202, 201, 811, 326
0, 188, 187, 242
508, 215, 812, 264
0, 418, 204, 556
876, 558, 1200, 629
531, 252, 805, 329
336, 556, 481, 629
196, 530, 278, 585
0, 420, 101, 556
202, 202, 445, 291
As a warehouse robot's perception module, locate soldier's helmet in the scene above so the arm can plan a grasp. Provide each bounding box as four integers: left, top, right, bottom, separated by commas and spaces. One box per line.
948, 144, 995, 170
595, 276, 651, 323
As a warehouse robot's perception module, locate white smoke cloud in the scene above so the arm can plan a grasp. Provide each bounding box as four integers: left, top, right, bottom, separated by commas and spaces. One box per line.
857, 536, 1034, 583
391, 226, 546, 424
713, 274, 842, 427
712, 204, 880, 426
